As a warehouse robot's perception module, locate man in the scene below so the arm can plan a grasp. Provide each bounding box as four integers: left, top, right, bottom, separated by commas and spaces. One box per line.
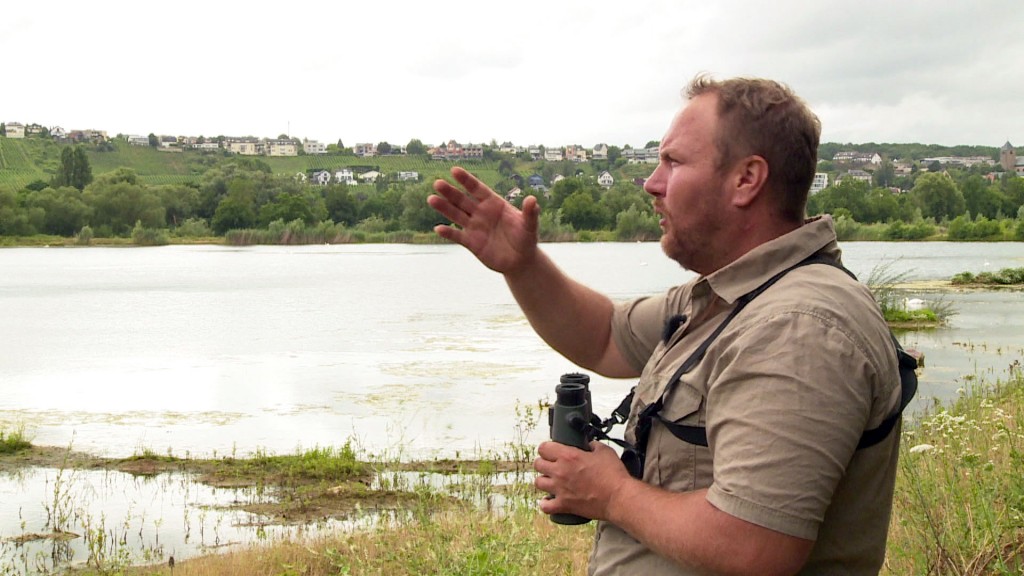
428, 74, 902, 575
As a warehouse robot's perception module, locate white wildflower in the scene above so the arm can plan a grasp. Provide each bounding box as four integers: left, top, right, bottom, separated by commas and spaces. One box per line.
910, 444, 935, 454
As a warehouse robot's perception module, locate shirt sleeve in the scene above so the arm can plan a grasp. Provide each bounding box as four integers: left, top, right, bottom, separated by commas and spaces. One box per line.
611, 290, 678, 374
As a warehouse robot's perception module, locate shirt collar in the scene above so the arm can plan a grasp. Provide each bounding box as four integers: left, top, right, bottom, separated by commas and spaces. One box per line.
702, 215, 842, 305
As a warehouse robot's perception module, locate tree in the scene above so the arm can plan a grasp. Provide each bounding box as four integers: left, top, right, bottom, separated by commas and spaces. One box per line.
872, 160, 895, 188
52, 146, 93, 191
399, 184, 440, 231
26, 186, 93, 236
259, 192, 315, 226
960, 175, 1004, 219
211, 196, 257, 233
615, 204, 661, 240
808, 179, 870, 221
377, 141, 392, 155
561, 189, 610, 230
323, 185, 358, 226
863, 187, 900, 223
148, 133, 159, 147
607, 145, 622, 165
406, 139, 427, 155
599, 182, 651, 218
83, 177, 164, 235
910, 172, 965, 221
154, 184, 201, 227
548, 177, 588, 211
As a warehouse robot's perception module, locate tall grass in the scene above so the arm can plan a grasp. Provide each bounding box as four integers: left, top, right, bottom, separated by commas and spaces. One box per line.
885, 359, 1024, 574
0, 424, 31, 454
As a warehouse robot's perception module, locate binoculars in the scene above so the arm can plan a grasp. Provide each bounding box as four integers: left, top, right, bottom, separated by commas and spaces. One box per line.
547, 372, 594, 525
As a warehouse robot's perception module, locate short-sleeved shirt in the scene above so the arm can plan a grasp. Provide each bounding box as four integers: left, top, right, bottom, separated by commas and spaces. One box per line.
589, 217, 902, 575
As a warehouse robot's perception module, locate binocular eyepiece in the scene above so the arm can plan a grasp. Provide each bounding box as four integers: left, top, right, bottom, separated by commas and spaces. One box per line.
547, 372, 594, 525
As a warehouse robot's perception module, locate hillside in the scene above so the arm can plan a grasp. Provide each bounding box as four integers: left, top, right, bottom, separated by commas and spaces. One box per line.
0, 137, 1003, 193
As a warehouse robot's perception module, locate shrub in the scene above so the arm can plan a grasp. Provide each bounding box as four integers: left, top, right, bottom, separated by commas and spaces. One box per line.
131, 220, 169, 246
76, 225, 94, 246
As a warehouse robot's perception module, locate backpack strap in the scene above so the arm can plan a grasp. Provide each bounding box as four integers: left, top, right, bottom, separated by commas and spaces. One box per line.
641, 255, 917, 450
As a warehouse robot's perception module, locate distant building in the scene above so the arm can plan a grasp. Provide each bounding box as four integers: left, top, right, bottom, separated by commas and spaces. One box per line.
833, 151, 881, 165
354, 143, 376, 157
597, 171, 614, 188
1001, 141, 1017, 172
303, 139, 327, 155
5, 122, 26, 138
266, 139, 299, 157
335, 168, 356, 184
810, 172, 828, 195
225, 138, 262, 155
126, 134, 149, 146
840, 169, 872, 184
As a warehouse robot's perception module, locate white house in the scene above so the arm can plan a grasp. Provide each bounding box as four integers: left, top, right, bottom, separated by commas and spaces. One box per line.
311, 170, 332, 185
544, 148, 564, 162
359, 170, 381, 183
810, 172, 828, 195
398, 171, 419, 182
597, 171, 614, 188
335, 168, 356, 184
4, 122, 25, 138
592, 143, 608, 161
127, 134, 149, 146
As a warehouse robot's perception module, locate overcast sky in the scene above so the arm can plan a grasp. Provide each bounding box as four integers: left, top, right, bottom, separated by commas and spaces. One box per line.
4, 1, 1022, 149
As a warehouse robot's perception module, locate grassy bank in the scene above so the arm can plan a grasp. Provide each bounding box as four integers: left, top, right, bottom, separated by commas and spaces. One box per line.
0, 357, 995, 574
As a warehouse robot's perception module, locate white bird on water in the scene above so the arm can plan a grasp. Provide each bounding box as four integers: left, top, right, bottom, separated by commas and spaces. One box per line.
903, 297, 927, 311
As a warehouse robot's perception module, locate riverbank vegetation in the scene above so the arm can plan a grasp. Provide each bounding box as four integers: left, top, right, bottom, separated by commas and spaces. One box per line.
2, 137, 1024, 246
3, 356, 1023, 575
952, 267, 1024, 287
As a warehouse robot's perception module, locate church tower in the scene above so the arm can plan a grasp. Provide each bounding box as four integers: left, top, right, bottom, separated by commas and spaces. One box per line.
1001, 141, 1017, 171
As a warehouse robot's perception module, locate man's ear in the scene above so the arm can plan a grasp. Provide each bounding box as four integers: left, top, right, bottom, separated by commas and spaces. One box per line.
730, 155, 769, 208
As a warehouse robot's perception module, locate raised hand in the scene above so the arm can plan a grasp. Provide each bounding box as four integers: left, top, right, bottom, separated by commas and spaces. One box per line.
428, 167, 540, 275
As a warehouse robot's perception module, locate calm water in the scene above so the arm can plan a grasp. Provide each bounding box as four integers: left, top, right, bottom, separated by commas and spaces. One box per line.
1, 241, 1023, 459
1, 241, 1023, 571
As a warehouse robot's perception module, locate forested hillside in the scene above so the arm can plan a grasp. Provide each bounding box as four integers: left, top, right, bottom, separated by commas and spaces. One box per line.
0, 136, 1021, 245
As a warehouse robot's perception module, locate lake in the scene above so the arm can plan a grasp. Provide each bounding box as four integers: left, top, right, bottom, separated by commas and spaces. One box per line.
1, 240, 1022, 571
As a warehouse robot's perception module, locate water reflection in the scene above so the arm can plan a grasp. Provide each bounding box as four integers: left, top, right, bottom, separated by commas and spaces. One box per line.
0, 463, 537, 574
0, 467, 339, 574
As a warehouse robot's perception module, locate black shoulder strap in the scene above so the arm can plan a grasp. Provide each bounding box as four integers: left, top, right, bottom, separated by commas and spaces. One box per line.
652, 254, 916, 449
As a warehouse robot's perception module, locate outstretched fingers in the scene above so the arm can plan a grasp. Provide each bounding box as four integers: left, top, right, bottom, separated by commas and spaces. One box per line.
451, 166, 500, 202
429, 182, 475, 228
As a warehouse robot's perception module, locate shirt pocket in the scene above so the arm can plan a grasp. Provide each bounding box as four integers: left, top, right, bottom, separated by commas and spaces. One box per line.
647, 373, 710, 489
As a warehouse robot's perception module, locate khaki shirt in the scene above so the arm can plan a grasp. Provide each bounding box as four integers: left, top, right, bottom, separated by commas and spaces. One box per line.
591, 217, 902, 575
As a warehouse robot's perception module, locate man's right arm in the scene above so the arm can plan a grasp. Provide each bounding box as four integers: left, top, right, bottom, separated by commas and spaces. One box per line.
429, 167, 637, 378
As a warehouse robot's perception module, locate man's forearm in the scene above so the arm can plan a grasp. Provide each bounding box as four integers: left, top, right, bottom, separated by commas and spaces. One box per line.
504, 250, 635, 378
604, 482, 813, 576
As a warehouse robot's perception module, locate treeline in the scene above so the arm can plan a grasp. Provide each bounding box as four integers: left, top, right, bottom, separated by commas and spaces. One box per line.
0, 148, 662, 245
3, 143, 1024, 246
808, 170, 1024, 241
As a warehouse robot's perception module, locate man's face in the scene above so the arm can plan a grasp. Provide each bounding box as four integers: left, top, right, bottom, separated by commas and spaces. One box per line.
643, 94, 730, 274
